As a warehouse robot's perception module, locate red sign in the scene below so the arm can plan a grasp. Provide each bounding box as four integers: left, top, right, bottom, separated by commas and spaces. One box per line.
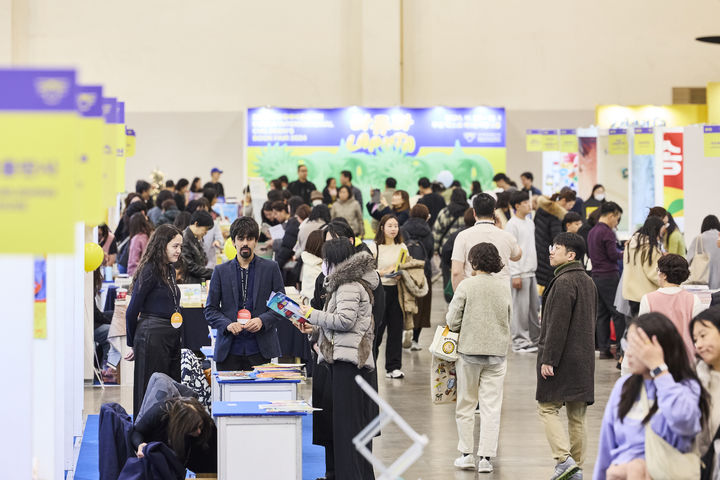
661, 131, 684, 221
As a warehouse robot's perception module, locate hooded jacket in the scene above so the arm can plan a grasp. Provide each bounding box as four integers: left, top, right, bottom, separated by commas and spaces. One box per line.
311, 252, 378, 370
534, 196, 567, 286
401, 217, 434, 278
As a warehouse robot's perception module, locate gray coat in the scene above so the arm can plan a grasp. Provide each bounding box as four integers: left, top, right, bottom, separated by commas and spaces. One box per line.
536, 261, 597, 404
311, 251, 378, 370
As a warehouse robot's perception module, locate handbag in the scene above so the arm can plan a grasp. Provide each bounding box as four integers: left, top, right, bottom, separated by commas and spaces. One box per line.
687, 237, 711, 285
430, 355, 456, 404
641, 385, 700, 480
429, 325, 459, 361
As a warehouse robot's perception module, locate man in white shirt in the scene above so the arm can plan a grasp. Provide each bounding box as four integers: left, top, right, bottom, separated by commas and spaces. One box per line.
451, 193, 522, 290
505, 191, 540, 353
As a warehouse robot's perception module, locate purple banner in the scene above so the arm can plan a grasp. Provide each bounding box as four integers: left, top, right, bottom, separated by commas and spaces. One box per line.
541, 129, 558, 135
0, 68, 76, 111
76, 85, 103, 117
560, 129, 576, 135
526, 129, 541, 135
704, 125, 720, 134
247, 106, 506, 151
609, 128, 627, 135
116, 101, 125, 124
102, 98, 118, 124
635, 127, 653, 134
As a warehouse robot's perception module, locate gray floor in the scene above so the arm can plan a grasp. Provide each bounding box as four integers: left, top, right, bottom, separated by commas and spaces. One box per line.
85, 282, 620, 479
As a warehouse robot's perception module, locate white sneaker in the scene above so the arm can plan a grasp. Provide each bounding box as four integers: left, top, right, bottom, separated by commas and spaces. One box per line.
386, 369, 405, 379
410, 341, 422, 351
453, 454, 475, 470
402, 330, 412, 349
477, 457, 493, 473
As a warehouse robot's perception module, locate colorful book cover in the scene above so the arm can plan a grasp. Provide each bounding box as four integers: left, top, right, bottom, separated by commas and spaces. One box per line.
266, 291, 308, 326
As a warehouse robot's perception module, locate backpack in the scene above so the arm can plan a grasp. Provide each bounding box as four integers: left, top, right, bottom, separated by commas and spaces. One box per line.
405, 238, 428, 262
117, 236, 131, 270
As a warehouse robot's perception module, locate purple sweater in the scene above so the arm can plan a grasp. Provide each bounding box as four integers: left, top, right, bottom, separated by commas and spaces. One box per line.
587, 222, 623, 277
593, 374, 702, 480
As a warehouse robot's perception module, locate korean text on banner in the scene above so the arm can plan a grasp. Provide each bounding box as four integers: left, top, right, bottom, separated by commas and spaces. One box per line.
526, 129, 542, 152
76, 85, 106, 225
560, 129, 578, 153
541, 129, 559, 151
608, 129, 629, 155
634, 127, 654, 155
662, 131, 684, 227
703, 126, 720, 157
0, 69, 77, 254
102, 97, 118, 207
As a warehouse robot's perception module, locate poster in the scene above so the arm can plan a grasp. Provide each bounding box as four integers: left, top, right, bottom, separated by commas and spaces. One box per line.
662, 131, 684, 229
0, 69, 78, 253
577, 136, 598, 200
703, 125, 720, 157
246, 106, 506, 208
541, 151, 578, 195
560, 129, 578, 153
526, 129, 542, 151
631, 152, 655, 230
608, 129, 629, 155
76, 85, 105, 225
541, 129, 559, 151
596, 104, 707, 128
634, 127, 654, 156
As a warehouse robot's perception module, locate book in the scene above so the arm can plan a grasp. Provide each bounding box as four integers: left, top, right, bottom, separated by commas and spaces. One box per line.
266, 291, 308, 326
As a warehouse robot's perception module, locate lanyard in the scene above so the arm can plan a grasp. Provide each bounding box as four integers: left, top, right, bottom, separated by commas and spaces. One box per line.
168, 270, 180, 313
239, 266, 249, 309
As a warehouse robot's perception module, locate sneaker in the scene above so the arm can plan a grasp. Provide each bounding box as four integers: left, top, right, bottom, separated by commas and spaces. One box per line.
386, 369, 405, 379
568, 470, 583, 480
477, 457, 493, 473
402, 330, 413, 349
453, 454, 475, 470
514, 345, 538, 353
410, 341, 422, 351
551, 457, 580, 480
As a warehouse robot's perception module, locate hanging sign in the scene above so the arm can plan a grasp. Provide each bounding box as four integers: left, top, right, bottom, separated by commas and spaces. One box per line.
126, 127, 136, 157
608, 128, 629, 155
559, 129, 577, 153
541, 129, 559, 151
0, 69, 78, 253
662, 131, 684, 226
526, 129, 542, 151
704, 125, 720, 157
102, 97, 118, 207
76, 85, 106, 225
115, 101, 126, 193
633, 127, 654, 155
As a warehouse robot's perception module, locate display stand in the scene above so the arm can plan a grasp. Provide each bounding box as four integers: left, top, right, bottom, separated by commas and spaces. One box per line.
213, 401, 304, 480
215, 375, 299, 402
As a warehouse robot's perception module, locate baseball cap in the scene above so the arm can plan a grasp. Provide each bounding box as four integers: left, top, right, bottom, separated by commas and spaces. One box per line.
211, 167, 223, 174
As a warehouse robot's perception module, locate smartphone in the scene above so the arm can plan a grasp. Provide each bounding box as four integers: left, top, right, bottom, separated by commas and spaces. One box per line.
371, 188, 381, 203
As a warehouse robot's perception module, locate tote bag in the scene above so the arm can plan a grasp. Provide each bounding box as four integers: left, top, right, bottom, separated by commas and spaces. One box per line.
429, 325, 459, 361
430, 355, 456, 404
641, 385, 700, 480
687, 237, 711, 285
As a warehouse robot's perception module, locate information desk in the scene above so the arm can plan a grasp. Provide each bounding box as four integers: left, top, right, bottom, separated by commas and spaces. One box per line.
213, 374, 299, 403
213, 401, 305, 480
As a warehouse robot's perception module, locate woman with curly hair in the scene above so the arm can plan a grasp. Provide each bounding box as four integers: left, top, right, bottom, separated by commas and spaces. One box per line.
446, 242, 512, 474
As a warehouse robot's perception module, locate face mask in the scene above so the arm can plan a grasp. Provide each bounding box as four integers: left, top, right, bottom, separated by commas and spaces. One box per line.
594, 193, 605, 201
312, 199, 323, 207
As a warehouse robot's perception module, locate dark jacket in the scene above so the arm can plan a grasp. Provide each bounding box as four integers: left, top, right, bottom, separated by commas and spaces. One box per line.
400, 217, 434, 278
417, 192, 446, 227
534, 196, 567, 286
157, 207, 181, 226
99, 402, 134, 480
118, 442, 185, 480
204, 256, 285, 362
536, 261, 597, 404
181, 228, 213, 284
288, 179, 317, 205
367, 204, 410, 226
275, 217, 300, 269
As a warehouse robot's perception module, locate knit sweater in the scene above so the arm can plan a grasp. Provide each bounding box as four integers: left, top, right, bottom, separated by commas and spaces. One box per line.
446, 273, 512, 357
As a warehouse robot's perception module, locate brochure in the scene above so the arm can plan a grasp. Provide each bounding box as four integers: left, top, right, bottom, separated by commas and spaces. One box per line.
266, 291, 308, 326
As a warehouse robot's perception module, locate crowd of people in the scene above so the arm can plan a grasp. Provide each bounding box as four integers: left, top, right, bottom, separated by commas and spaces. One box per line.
103, 164, 720, 479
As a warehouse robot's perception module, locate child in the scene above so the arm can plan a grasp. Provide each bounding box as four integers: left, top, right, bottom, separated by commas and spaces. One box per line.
446, 242, 512, 474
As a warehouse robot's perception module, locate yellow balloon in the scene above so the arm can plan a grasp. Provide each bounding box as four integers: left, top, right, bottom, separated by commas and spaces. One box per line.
224, 238, 237, 260
84, 242, 104, 272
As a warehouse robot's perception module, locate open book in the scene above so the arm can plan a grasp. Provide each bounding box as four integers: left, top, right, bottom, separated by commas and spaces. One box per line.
266, 291, 308, 326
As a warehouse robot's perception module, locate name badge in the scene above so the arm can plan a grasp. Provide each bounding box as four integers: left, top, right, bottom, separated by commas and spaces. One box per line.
237, 309, 251, 325
170, 311, 183, 329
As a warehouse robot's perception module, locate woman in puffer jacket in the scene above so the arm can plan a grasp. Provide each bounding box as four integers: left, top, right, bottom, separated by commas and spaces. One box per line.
298, 238, 379, 480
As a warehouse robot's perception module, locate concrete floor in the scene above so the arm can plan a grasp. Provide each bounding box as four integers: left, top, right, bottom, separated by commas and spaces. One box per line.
85, 282, 620, 479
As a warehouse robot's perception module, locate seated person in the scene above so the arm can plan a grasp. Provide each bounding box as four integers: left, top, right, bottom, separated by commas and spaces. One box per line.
131, 397, 217, 474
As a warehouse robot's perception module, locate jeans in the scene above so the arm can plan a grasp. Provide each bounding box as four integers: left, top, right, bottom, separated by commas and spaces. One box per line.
94, 324, 110, 366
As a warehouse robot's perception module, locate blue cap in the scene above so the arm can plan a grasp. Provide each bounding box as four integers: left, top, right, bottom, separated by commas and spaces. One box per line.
211, 167, 223, 174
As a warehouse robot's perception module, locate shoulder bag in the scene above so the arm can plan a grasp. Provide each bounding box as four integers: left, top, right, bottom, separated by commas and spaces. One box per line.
687, 237, 711, 285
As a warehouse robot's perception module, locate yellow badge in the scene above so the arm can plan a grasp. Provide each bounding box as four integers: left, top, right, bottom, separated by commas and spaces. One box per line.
170, 311, 183, 329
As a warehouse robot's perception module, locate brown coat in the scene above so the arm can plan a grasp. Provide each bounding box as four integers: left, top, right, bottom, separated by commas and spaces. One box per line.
397, 259, 428, 329
536, 261, 597, 404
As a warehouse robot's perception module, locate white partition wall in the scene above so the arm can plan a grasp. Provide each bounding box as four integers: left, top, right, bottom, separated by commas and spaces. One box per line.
684, 125, 720, 241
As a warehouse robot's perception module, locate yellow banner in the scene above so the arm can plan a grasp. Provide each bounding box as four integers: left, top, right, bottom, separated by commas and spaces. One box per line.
526, 130, 542, 152
559, 129, 577, 153
541, 129, 559, 151
596, 104, 707, 128
116, 123, 126, 194
633, 128, 654, 155
704, 125, 720, 157
608, 129, 629, 155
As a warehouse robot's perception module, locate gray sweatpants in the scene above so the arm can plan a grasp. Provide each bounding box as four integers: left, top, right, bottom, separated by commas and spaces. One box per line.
510, 275, 540, 350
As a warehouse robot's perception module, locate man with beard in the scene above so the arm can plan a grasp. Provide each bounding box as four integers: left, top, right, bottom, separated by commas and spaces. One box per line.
204, 217, 285, 371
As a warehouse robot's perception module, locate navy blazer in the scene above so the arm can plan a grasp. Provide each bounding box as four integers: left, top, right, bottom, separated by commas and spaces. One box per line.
204, 256, 285, 362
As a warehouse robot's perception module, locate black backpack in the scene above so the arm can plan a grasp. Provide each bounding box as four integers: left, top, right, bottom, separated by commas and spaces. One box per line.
117, 237, 131, 270
405, 238, 428, 262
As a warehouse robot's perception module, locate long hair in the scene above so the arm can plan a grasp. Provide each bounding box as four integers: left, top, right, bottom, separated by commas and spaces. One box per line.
129, 224, 182, 293
393, 190, 410, 212
164, 397, 213, 461
627, 216, 664, 266
374, 214, 403, 245
618, 313, 709, 427
701, 215, 720, 234
128, 212, 153, 240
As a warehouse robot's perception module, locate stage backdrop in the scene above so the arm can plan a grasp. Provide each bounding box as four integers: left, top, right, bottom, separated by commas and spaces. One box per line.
246, 106, 506, 207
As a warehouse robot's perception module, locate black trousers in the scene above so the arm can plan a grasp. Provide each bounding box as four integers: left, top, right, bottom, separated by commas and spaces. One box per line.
374, 285, 403, 372
313, 360, 377, 480
217, 353, 268, 372
593, 274, 626, 352
133, 315, 181, 416
628, 300, 640, 317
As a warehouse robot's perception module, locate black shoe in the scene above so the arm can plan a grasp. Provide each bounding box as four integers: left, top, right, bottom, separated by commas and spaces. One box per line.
599, 351, 614, 359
